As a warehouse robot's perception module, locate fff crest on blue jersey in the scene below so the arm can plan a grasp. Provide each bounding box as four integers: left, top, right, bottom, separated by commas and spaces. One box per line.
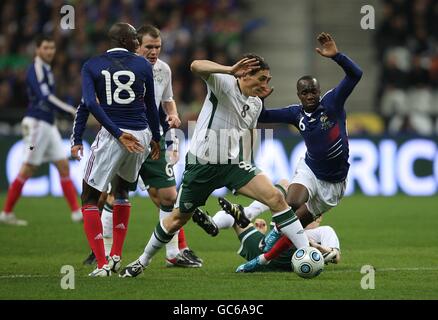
320, 113, 334, 130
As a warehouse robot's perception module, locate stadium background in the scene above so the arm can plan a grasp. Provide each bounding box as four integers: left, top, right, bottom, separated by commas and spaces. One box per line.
1, 0, 437, 196
0, 0, 438, 301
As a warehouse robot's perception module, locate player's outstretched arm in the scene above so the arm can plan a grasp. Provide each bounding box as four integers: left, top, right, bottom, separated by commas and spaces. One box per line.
258, 105, 296, 124
316, 32, 363, 80
315, 32, 363, 107
315, 32, 339, 58
190, 58, 260, 80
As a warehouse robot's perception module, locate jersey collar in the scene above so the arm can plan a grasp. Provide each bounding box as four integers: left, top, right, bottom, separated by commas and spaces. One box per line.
106, 48, 129, 53
302, 103, 323, 116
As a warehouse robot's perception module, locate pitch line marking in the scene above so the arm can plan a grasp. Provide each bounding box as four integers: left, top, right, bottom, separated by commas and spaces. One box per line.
1, 267, 438, 279
0, 275, 50, 279
330, 266, 438, 273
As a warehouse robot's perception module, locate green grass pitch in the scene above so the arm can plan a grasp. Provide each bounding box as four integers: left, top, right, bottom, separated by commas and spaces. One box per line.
0, 194, 437, 300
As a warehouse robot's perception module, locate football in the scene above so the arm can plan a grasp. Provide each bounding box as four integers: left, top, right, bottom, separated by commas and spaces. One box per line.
291, 246, 324, 279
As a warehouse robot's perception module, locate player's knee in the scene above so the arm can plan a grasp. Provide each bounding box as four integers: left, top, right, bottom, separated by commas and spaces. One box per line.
59, 167, 70, 177
277, 179, 290, 191
20, 164, 37, 178
159, 194, 177, 207
81, 183, 100, 205
286, 199, 300, 212
114, 190, 129, 200
81, 193, 99, 205
113, 185, 129, 200
157, 187, 177, 207
56, 161, 70, 177
148, 188, 158, 198
285, 193, 302, 211
81, 193, 92, 205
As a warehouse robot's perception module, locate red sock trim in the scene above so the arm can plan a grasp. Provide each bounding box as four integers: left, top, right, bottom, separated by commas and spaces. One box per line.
110, 203, 131, 257
60, 177, 80, 212
3, 176, 27, 213
264, 236, 292, 261
178, 227, 188, 250
82, 206, 107, 268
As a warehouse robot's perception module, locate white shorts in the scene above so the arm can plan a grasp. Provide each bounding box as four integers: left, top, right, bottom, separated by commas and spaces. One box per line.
21, 117, 66, 166
291, 158, 346, 217
83, 127, 152, 192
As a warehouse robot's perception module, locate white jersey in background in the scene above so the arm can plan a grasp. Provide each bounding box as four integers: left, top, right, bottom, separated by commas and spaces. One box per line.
153, 58, 174, 135
189, 73, 263, 163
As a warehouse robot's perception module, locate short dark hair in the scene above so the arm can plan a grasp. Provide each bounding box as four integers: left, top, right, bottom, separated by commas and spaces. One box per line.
297, 75, 319, 90
137, 24, 161, 42
241, 53, 270, 76
35, 34, 54, 47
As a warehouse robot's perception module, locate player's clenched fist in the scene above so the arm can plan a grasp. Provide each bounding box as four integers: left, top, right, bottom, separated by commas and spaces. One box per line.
71, 145, 84, 160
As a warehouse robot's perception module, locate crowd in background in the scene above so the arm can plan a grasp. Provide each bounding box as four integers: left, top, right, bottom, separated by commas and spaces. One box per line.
0, 0, 259, 134
375, 0, 438, 135
1, 0, 438, 136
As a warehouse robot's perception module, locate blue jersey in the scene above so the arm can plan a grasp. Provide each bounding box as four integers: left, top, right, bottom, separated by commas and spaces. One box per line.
26, 56, 76, 124
259, 53, 362, 183
71, 100, 169, 146
81, 48, 160, 141
159, 104, 170, 133
70, 101, 88, 146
